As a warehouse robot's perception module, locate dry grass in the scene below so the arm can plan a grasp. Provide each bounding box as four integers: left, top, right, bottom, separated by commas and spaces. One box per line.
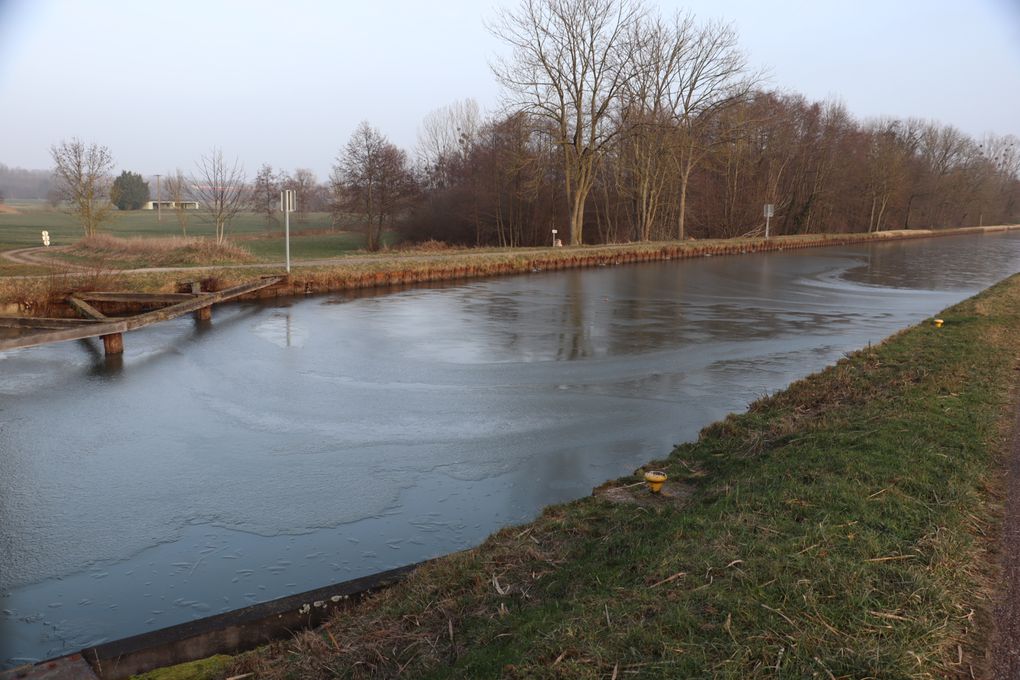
3, 226, 1018, 313
65, 234, 257, 266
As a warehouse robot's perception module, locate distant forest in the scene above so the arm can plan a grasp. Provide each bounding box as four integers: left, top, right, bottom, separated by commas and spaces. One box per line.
0, 165, 53, 202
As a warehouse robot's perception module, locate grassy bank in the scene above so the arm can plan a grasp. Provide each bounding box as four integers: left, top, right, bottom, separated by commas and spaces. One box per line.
3, 225, 1017, 315
168, 275, 1020, 679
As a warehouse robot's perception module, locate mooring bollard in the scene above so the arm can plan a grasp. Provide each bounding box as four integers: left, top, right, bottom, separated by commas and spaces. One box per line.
644, 470, 667, 493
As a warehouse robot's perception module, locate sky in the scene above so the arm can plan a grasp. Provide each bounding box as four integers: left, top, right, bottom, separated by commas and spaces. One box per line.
1, 0, 1018, 180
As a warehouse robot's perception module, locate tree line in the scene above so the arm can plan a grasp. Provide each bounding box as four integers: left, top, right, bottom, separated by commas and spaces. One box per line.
406, 0, 1018, 245
42, 0, 1019, 249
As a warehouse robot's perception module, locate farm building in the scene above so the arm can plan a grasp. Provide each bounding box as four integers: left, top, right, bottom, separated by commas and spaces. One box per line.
143, 200, 199, 210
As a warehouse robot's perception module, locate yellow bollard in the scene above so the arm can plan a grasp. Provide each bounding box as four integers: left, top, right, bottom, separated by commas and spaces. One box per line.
933, 318, 944, 328
644, 470, 667, 494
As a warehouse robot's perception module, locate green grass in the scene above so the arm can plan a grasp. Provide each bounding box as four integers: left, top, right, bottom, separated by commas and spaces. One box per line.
0, 202, 343, 251
0, 202, 400, 267
226, 276, 1019, 679
130, 655, 231, 680
240, 230, 398, 261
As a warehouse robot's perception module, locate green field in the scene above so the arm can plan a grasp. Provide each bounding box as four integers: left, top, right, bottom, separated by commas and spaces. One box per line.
0, 201, 392, 263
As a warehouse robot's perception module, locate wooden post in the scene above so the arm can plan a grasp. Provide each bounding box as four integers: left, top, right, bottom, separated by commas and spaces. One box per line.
102, 333, 124, 355
194, 306, 212, 322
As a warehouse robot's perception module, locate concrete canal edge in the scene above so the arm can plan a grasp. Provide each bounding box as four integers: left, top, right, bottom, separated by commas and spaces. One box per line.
1, 560, 430, 680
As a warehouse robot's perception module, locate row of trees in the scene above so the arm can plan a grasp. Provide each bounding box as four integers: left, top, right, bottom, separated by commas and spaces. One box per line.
46, 0, 1019, 249
404, 0, 1018, 245
48, 131, 416, 250
403, 92, 1019, 247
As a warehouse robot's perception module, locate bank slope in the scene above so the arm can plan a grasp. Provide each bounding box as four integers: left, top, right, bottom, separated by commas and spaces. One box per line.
218, 276, 1020, 679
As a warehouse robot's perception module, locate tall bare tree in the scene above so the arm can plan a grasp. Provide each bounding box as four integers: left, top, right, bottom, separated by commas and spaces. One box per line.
191, 149, 246, 243
333, 122, 416, 252
50, 138, 115, 237
619, 11, 696, 241
491, 0, 644, 245
663, 19, 757, 239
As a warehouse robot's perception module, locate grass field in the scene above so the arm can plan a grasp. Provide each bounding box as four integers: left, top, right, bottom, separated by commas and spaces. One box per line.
0, 201, 386, 263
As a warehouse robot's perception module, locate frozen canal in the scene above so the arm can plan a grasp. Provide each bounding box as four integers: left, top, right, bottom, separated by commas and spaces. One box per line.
2, 232, 1020, 666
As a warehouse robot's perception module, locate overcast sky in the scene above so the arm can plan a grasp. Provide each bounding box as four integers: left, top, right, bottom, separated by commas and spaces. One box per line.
1, 0, 1018, 180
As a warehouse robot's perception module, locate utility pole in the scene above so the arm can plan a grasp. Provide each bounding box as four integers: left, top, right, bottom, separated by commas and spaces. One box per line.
155, 174, 162, 223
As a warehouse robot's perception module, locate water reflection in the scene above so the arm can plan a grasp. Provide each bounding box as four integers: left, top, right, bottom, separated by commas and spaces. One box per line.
2, 233, 1020, 667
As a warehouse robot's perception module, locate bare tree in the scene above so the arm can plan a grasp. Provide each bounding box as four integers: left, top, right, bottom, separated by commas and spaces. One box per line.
663, 19, 758, 239
252, 163, 280, 229
618, 11, 696, 241
416, 98, 481, 188
191, 149, 246, 243
333, 122, 416, 251
50, 138, 115, 237
491, 0, 644, 245
284, 168, 318, 223
162, 169, 191, 236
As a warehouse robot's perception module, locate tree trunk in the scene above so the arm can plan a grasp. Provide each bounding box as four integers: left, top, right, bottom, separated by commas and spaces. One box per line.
678, 166, 692, 241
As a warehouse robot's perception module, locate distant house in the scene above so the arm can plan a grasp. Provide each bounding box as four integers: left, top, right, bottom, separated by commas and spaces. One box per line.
143, 200, 200, 210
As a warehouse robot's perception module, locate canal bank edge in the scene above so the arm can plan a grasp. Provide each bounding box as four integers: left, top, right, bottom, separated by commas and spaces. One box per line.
2, 224, 1018, 317
53, 271, 1020, 677
0, 562, 426, 680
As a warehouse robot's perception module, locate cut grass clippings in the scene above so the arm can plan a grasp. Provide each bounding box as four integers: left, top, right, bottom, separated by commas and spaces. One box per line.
222, 274, 1020, 678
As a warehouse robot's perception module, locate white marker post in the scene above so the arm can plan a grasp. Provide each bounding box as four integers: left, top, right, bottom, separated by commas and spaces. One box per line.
41, 230, 50, 247
551, 229, 558, 247
764, 203, 774, 239
280, 189, 295, 273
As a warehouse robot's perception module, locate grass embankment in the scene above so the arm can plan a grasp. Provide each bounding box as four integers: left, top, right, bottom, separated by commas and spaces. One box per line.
197, 276, 1019, 679
3, 226, 1016, 315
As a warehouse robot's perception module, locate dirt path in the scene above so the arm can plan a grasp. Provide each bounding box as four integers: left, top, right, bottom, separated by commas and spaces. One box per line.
989, 380, 1020, 678
0, 243, 566, 278
1, 245, 83, 269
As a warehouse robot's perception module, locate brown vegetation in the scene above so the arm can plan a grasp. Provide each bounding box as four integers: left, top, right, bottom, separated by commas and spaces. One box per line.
3, 226, 1013, 315
66, 234, 257, 267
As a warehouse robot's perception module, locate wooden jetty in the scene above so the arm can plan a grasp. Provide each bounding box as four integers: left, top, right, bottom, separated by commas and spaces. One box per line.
0, 277, 283, 356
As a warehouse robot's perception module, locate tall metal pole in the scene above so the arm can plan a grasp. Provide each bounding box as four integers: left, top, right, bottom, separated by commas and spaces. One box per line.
154, 174, 162, 222
281, 189, 293, 273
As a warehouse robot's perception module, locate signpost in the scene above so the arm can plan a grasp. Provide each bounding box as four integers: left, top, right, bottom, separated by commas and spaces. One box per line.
551, 229, 558, 247
764, 203, 775, 239
280, 189, 295, 273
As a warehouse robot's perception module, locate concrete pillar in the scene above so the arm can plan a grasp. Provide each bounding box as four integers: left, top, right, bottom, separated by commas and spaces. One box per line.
102, 333, 124, 355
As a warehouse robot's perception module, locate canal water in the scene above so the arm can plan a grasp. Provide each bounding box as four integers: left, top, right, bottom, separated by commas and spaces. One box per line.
2, 233, 1019, 667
